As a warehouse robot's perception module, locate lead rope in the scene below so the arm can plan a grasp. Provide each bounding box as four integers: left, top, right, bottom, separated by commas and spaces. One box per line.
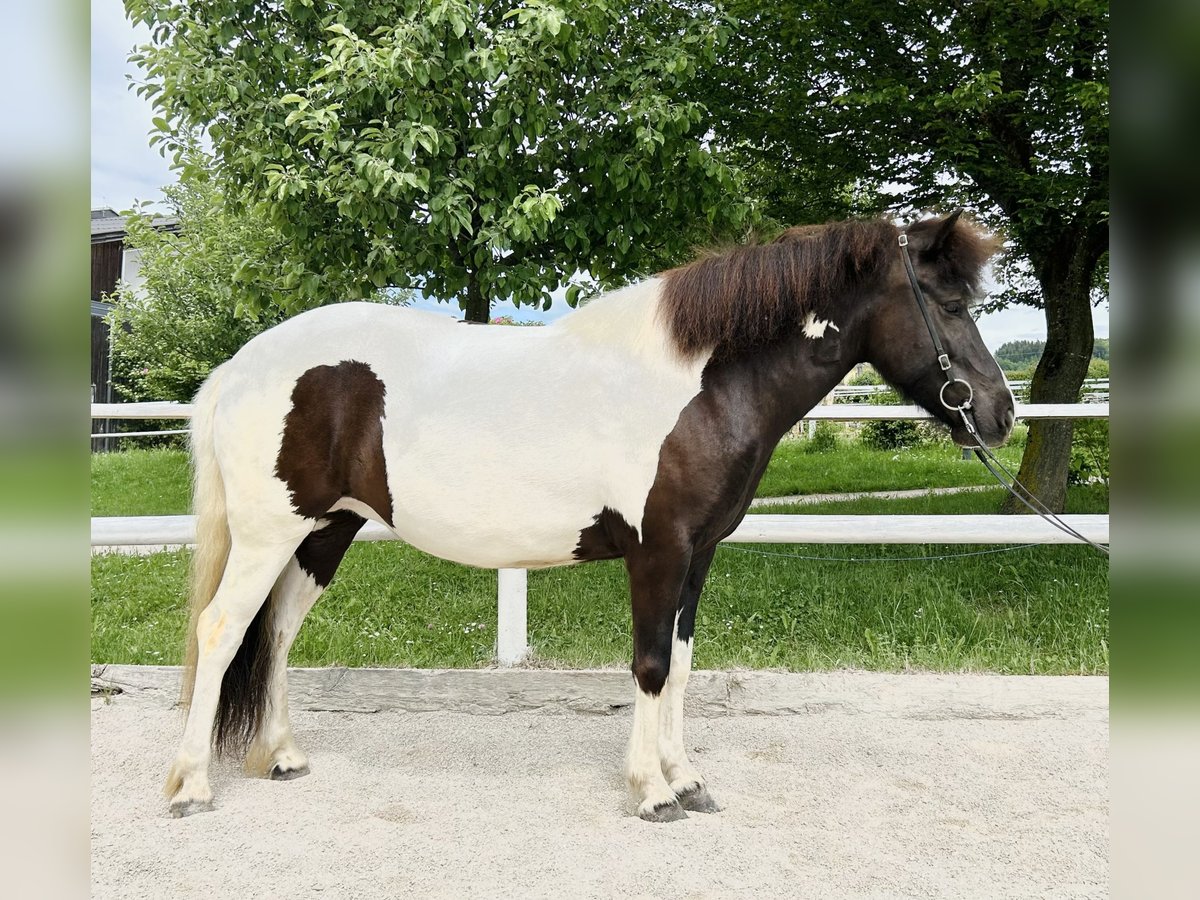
897, 232, 1109, 557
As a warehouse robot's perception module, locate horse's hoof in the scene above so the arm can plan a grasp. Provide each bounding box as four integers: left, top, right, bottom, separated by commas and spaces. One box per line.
169, 799, 214, 818
269, 763, 310, 781
638, 798, 688, 823
675, 783, 721, 814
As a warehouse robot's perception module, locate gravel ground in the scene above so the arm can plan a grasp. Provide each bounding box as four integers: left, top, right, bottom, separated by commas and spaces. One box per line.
91, 672, 1108, 899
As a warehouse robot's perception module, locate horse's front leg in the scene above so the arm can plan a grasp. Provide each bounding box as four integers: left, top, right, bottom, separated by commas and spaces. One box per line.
658, 546, 720, 813
624, 545, 692, 822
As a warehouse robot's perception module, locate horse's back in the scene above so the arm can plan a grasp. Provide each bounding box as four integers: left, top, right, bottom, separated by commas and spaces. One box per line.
205, 298, 709, 568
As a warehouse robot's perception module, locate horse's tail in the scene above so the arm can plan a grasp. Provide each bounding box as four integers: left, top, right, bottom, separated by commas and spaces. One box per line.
180, 363, 281, 758
179, 365, 232, 715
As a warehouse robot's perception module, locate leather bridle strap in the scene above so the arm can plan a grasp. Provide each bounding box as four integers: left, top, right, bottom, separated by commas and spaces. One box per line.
897, 232, 974, 415
897, 232, 952, 377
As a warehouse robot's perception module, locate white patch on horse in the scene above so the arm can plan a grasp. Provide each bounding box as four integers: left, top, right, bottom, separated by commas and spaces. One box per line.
245, 557, 321, 777
626, 685, 677, 817
215, 281, 710, 569
329, 496, 388, 524
801, 312, 839, 340
658, 612, 704, 794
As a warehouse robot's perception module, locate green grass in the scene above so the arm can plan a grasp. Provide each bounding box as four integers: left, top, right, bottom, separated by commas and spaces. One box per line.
91, 448, 191, 517
753, 431, 1026, 498
90, 434, 1027, 516
91, 486, 1109, 675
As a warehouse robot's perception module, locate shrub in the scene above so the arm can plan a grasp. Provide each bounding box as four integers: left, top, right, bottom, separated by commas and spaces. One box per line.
1069, 419, 1109, 485
858, 377, 923, 450
108, 169, 405, 403
860, 418, 923, 451
1086, 357, 1109, 379
806, 421, 840, 453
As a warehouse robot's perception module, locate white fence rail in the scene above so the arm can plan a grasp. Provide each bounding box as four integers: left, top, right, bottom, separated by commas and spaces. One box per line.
91, 401, 1109, 422
91, 513, 1111, 549
90, 401, 1110, 665
831, 378, 1108, 400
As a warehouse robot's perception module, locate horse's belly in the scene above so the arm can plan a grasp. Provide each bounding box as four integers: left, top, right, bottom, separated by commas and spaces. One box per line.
385, 481, 594, 569
379, 412, 656, 569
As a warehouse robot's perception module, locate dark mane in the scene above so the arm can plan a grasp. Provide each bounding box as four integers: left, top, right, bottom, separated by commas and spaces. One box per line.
658, 219, 898, 359
903, 215, 1001, 294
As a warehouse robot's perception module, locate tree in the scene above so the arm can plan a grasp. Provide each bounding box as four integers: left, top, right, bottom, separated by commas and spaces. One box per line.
994, 340, 1046, 374
108, 174, 400, 402
125, 0, 752, 322
994, 338, 1109, 375
703, 1, 1108, 512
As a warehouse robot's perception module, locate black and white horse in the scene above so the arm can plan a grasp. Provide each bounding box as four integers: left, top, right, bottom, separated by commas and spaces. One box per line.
165, 212, 1014, 822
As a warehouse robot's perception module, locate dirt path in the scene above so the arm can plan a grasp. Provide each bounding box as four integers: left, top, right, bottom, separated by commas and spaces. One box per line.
748, 484, 995, 508
91, 671, 1107, 899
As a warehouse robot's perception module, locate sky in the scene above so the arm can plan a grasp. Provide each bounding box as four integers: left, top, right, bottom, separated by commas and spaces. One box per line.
91, 0, 1107, 347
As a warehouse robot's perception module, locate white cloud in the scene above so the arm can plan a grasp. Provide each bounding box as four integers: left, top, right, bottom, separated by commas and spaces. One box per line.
90, 0, 173, 211
976, 301, 1109, 351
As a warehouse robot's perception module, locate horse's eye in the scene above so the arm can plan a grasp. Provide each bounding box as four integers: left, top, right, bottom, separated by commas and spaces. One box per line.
944, 302, 964, 316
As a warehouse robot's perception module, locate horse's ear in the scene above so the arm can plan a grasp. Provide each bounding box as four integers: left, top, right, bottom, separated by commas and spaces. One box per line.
928, 209, 963, 255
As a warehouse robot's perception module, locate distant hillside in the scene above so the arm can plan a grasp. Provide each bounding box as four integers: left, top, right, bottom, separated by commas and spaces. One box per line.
995, 338, 1108, 374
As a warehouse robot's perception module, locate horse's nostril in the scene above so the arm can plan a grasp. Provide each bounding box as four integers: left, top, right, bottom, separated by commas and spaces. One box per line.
1004, 409, 1015, 429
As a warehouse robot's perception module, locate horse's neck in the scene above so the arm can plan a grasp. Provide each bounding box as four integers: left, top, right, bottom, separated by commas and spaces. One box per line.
710, 335, 857, 448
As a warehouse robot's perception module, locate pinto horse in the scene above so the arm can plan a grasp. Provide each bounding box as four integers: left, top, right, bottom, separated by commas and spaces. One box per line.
165, 211, 1014, 822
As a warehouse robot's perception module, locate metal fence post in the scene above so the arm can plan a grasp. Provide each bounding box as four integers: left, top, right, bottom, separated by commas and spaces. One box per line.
496, 568, 529, 666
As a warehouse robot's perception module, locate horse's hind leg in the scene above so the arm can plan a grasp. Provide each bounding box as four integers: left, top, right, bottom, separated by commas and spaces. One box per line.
624, 544, 692, 822
165, 535, 304, 817
245, 512, 364, 780
659, 546, 720, 813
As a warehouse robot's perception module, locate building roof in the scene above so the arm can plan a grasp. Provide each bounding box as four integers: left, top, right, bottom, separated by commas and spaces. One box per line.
90, 209, 180, 243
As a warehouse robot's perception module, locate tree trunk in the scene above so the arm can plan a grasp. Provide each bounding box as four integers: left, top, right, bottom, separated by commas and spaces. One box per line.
1001, 234, 1097, 514
463, 275, 490, 323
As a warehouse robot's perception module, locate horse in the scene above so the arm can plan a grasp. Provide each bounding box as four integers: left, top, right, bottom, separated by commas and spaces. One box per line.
164, 211, 1014, 822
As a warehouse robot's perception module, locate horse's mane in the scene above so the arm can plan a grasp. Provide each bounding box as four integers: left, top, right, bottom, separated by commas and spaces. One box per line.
658, 219, 895, 359
902, 214, 1000, 296
657, 217, 995, 360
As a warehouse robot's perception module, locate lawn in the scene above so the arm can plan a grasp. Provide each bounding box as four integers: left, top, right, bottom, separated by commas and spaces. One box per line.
91, 471, 1109, 675
754, 429, 1026, 497
90, 431, 1029, 517
91, 447, 192, 517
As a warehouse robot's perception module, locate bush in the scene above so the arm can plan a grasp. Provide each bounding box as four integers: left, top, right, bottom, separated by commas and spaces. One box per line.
806, 421, 840, 453
860, 418, 923, 451
857, 375, 923, 450
1069, 419, 1109, 485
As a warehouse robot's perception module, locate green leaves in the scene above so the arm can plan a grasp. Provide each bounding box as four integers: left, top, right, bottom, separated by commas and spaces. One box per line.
128, 0, 752, 319
108, 159, 409, 401
706, 0, 1108, 300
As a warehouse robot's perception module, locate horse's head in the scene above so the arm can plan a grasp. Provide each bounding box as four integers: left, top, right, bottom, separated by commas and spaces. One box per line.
864, 211, 1015, 448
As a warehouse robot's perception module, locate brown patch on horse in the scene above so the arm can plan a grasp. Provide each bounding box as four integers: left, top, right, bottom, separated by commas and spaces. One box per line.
275, 360, 393, 525
295, 510, 365, 587
658, 218, 897, 360
573, 507, 639, 562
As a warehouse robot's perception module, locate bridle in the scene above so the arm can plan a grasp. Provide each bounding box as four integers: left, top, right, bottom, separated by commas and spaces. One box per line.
896, 230, 1109, 555
897, 232, 977, 425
